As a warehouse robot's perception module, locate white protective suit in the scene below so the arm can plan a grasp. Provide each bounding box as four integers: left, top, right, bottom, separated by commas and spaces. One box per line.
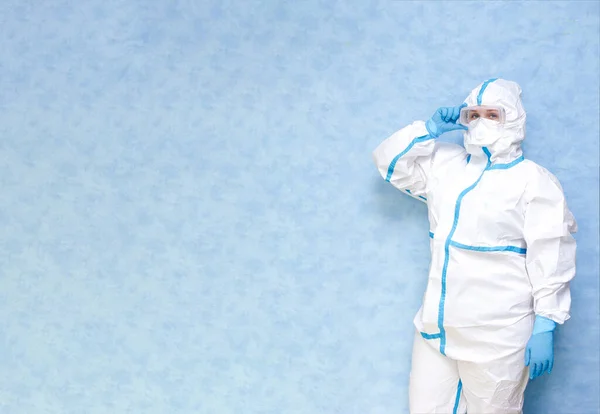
372, 79, 577, 413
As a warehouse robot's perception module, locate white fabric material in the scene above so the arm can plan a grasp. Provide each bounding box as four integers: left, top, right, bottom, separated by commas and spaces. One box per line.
372, 78, 577, 367
409, 331, 529, 414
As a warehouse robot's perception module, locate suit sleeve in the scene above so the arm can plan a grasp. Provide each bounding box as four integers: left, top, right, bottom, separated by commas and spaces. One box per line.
372, 121, 436, 203
523, 167, 577, 324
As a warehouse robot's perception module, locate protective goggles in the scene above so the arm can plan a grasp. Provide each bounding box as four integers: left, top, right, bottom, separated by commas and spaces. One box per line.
459, 105, 506, 125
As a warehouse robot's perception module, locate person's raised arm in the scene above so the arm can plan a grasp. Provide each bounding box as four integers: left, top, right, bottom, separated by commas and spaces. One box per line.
372, 104, 467, 202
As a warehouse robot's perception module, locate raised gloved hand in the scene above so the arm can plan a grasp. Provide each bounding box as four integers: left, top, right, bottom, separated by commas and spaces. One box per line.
425, 103, 468, 138
525, 315, 556, 380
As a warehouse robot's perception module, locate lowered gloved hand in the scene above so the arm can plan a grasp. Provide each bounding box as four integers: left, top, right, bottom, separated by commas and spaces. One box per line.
525, 315, 556, 380
426, 103, 469, 138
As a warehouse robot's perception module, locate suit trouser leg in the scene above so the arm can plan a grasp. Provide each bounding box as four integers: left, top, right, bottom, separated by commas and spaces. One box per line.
458, 348, 529, 414
409, 331, 467, 414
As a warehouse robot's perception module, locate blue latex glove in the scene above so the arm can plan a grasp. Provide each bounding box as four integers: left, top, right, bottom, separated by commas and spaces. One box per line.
425, 103, 469, 138
525, 315, 557, 380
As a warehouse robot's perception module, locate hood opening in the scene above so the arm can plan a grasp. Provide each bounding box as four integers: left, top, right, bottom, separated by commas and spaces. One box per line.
462, 78, 527, 164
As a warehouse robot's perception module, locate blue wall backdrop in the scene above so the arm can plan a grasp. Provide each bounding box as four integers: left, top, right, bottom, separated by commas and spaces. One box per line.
1, 1, 598, 413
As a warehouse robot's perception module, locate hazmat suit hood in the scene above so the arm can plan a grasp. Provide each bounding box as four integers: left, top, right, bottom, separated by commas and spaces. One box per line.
462, 79, 526, 163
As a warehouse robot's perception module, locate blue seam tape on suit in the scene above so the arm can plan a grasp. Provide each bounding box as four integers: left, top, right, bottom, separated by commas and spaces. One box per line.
406, 189, 427, 201
429, 233, 526, 253
453, 380, 463, 414
489, 155, 524, 170
437, 149, 492, 355
450, 241, 527, 254
385, 134, 433, 182
477, 78, 498, 105
420, 332, 441, 340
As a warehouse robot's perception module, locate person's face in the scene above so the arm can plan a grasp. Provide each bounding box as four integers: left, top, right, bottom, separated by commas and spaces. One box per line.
460, 105, 505, 126
467, 108, 501, 122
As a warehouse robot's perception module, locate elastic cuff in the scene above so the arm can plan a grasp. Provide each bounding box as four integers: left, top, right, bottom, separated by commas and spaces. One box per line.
532, 315, 557, 335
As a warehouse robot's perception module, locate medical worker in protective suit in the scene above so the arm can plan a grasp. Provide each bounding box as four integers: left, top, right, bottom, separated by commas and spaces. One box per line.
372, 78, 577, 414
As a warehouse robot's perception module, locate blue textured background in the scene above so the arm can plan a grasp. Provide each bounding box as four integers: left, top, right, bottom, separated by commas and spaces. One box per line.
1, 1, 598, 413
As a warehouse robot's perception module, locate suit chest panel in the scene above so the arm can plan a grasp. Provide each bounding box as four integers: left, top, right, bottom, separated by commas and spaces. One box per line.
428, 166, 527, 243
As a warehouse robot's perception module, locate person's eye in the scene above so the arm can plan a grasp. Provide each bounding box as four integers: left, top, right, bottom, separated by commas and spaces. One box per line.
489, 113, 498, 119
470, 113, 479, 120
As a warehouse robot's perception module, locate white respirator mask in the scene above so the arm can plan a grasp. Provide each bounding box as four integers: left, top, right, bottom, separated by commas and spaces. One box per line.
460, 105, 506, 146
